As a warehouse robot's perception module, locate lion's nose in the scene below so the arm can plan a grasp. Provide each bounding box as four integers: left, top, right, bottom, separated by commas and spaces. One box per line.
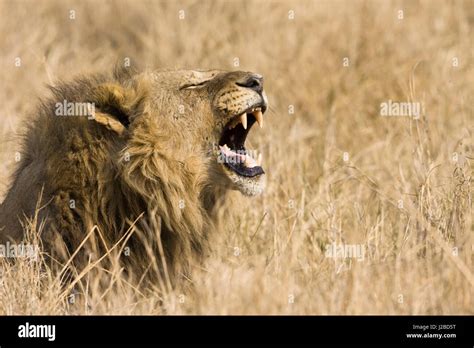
236, 75, 264, 93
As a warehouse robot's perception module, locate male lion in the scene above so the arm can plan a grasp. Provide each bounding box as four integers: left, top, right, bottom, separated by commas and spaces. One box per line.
0, 67, 268, 280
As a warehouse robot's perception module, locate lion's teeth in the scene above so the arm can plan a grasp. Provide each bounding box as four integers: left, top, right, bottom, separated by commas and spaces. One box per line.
257, 153, 262, 166
244, 154, 258, 168
240, 113, 247, 129
253, 110, 263, 128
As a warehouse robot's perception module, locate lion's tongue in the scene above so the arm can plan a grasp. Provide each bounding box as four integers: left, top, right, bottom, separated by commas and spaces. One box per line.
220, 145, 258, 168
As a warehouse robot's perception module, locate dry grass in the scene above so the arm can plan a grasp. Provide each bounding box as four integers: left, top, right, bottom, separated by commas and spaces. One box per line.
0, 0, 472, 314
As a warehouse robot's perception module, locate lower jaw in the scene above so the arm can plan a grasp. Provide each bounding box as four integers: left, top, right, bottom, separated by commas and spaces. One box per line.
223, 162, 265, 178
217, 161, 265, 194
218, 149, 264, 178
230, 172, 266, 196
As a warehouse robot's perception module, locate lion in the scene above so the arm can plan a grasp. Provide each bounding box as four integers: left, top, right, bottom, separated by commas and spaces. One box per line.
0, 67, 268, 282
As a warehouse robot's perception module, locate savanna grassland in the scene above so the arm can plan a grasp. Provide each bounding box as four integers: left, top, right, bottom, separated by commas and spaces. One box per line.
0, 0, 472, 314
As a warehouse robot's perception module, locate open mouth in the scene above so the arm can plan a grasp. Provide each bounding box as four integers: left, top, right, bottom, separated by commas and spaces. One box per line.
218, 105, 266, 177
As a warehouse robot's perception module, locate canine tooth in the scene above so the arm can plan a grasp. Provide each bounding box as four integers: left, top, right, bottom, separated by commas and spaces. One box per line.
254, 110, 263, 128
240, 113, 247, 129
257, 153, 262, 165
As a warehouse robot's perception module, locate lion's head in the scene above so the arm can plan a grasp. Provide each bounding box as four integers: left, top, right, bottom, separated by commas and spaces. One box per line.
0, 68, 270, 279
96, 69, 269, 197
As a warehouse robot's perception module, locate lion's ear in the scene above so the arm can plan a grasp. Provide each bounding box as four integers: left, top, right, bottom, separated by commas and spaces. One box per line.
90, 83, 146, 135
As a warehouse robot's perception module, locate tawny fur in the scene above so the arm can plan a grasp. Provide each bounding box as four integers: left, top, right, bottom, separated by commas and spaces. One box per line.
0, 67, 267, 282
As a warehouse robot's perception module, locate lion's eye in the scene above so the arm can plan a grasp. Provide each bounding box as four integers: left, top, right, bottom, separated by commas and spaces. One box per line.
179, 80, 211, 90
